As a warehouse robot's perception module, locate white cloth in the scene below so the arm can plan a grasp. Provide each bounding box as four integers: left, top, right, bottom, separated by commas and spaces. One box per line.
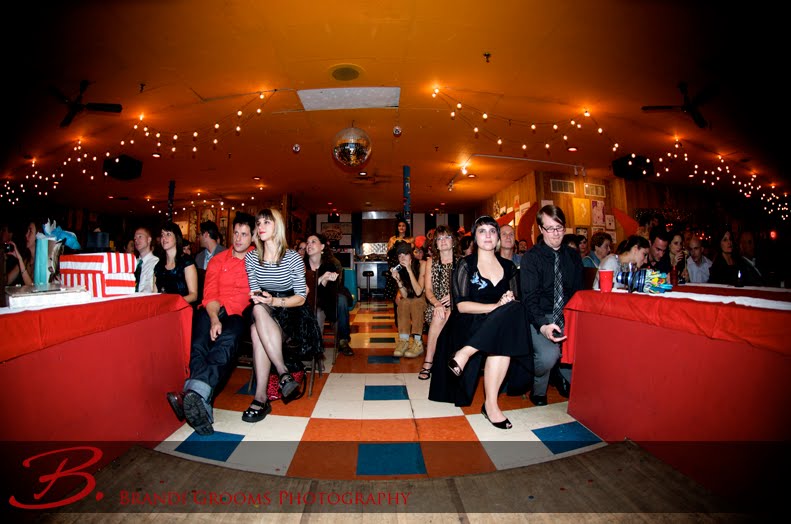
686, 256, 712, 283
137, 252, 158, 293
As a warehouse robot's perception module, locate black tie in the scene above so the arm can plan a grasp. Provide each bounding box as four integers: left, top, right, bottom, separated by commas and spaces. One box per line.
552, 251, 564, 330
134, 259, 143, 291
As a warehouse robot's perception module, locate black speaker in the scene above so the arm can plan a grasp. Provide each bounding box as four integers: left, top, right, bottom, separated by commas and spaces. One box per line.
103, 154, 143, 180
612, 154, 654, 180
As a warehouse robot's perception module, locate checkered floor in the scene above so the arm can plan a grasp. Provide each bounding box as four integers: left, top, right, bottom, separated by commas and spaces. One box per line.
156, 299, 605, 479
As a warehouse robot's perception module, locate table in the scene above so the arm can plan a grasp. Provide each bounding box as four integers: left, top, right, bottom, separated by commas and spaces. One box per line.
562, 288, 791, 502
0, 294, 193, 441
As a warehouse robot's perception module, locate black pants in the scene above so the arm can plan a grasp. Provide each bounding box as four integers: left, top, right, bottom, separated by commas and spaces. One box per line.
188, 307, 246, 393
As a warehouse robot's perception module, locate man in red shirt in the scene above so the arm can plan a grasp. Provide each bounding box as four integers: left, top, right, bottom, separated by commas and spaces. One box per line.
167, 212, 256, 435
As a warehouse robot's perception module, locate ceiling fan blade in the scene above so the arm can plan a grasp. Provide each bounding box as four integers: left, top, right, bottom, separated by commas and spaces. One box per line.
59, 107, 81, 128
641, 105, 682, 112
48, 85, 71, 105
85, 102, 122, 113
688, 108, 708, 129
79, 79, 90, 95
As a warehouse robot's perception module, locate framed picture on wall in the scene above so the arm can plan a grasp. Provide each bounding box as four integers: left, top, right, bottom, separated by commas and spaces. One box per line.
591, 200, 605, 226
572, 197, 591, 225
575, 227, 589, 239
605, 214, 616, 230
607, 230, 617, 244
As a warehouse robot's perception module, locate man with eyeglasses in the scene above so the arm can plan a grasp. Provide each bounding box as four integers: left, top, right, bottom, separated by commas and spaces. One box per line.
521, 205, 583, 405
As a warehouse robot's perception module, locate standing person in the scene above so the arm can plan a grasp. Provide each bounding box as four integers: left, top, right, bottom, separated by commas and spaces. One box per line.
5, 220, 38, 286
244, 208, 322, 423
133, 227, 158, 293
165, 212, 256, 435
304, 233, 354, 357
154, 222, 198, 304
521, 205, 583, 405
391, 240, 427, 357
384, 218, 413, 328
413, 226, 460, 377
429, 216, 531, 429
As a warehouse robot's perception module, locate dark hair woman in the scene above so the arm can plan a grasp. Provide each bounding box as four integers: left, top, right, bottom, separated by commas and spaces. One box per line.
154, 222, 198, 303
429, 216, 532, 430
391, 240, 427, 357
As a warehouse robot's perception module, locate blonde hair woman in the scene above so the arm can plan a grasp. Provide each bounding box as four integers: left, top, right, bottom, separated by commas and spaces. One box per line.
243, 208, 322, 423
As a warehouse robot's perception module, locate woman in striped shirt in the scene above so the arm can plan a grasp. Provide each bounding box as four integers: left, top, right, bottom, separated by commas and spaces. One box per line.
243, 207, 322, 422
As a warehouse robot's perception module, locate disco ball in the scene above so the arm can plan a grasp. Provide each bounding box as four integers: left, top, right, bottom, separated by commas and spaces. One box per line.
332, 127, 371, 168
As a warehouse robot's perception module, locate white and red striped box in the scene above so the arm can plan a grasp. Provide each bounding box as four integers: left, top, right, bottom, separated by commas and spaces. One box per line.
59, 253, 137, 298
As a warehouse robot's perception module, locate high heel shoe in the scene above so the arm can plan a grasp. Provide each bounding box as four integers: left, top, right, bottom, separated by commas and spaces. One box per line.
481, 403, 512, 430
447, 357, 463, 377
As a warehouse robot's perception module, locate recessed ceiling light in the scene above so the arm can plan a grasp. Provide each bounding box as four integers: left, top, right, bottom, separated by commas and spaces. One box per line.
467, 173, 476, 178
252, 176, 261, 180
567, 146, 578, 152
358, 171, 367, 176
152, 152, 161, 158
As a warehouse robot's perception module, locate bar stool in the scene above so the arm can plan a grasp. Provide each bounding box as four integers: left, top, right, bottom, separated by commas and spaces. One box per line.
362, 270, 374, 301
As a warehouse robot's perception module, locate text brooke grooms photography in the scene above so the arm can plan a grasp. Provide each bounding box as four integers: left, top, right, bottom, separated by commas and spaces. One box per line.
119, 490, 412, 507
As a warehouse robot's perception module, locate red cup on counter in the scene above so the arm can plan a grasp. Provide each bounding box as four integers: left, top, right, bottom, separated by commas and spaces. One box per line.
599, 269, 614, 292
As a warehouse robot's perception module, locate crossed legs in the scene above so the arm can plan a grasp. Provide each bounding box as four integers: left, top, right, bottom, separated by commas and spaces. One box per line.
250, 304, 289, 405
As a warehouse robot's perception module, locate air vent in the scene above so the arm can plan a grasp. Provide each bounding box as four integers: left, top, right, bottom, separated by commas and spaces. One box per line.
550, 179, 576, 194
331, 64, 361, 81
584, 183, 606, 198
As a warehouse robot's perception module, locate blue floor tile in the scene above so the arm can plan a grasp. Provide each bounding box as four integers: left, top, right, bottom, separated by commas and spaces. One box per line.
364, 385, 408, 400
369, 337, 395, 343
367, 355, 400, 364
532, 421, 601, 455
175, 431, 244, 462
356, 443, 426, 475
370, 324, 394, 330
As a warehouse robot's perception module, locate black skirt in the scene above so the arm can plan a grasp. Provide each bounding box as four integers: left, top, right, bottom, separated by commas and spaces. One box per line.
252, 301, 324, 360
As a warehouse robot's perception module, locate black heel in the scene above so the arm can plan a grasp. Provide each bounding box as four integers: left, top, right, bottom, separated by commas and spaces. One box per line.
242, 399, 272, 422
447, 357, 462, 377
481, 403, 512, 430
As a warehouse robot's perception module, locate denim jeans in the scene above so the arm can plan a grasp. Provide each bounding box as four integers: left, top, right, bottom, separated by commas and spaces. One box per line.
336, 294, 350, 341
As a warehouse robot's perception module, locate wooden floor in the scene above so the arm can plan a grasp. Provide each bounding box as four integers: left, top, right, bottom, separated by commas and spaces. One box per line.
35, 440, 757, 522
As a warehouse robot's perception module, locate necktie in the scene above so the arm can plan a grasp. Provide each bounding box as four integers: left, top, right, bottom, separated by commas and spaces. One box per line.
134, 258, 143, 291
552, 251, 564, 330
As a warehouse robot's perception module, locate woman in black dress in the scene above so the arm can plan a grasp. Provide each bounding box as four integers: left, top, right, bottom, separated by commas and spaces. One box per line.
154, 221, 198, 304
429, 216, 532, 429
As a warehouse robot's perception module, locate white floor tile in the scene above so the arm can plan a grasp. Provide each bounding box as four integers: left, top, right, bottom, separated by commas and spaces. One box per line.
408, 398, 465, 419
363, 372, 406, 385
361, 400, 414, 419
311, 398, 364, 419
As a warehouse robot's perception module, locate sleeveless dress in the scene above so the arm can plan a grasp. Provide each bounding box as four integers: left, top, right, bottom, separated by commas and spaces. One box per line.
154, 255, 195, 297
428, 253, 533, 406
424, 257, 455, 323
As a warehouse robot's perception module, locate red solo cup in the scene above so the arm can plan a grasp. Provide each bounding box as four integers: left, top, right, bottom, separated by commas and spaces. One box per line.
599, 270, 614, 292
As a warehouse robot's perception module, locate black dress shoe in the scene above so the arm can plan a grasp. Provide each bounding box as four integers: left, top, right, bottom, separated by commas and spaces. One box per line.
529, 393, 548, 406
554, 375, 571, 398
166, 391, 185, 421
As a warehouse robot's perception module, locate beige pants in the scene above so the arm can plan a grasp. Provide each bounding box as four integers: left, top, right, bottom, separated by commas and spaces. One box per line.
397, 296, 426, 335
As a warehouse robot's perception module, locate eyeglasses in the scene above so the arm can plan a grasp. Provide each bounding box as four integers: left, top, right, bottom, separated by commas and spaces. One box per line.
542, 225, 565, 234
437, 235, 452, 241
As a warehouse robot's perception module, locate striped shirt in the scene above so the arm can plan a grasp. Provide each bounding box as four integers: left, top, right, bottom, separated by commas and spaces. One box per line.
244, 249, 307, 298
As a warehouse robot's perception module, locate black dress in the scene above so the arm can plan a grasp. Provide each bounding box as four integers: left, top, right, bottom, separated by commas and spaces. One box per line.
428, 253, 533, 407
154, 255, 196, 297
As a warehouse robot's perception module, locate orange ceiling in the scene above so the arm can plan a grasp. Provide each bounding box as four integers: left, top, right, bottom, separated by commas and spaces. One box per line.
0, 0, 786, 217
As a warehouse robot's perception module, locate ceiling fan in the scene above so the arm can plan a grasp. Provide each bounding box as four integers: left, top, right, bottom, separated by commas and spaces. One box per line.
641, 81, 716, 129
49, 80, 123, 128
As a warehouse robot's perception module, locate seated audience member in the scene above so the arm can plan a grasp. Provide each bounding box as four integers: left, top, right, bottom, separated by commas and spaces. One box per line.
582, 231, 612, 268
195, 220, 226, 270
416, 225, 460, 376
562, 233, 579, 252
646, 225, 671, 273
124, 239, 135, 255
667, 230, 687, 282
517, 239, 528, 254
5, 220, 39, 286
244, 208, 322, 423
498, 224, 522, 266
521, 205, 583, 405
304, 233, 354, 357
460, 235, 474, 256
134, 227, 158, 293
429, 216, 531, 429
166, 213, 256, 435
413, 245, 426, 261
390, 240, 427, 357
577, 234, 589, 258
684, 235, 712, 283
154, 222, 198, 303
738, 230, 765, 286
708, 228, 740, 285
594, 235, 649, 289
294, 239, 307, 259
